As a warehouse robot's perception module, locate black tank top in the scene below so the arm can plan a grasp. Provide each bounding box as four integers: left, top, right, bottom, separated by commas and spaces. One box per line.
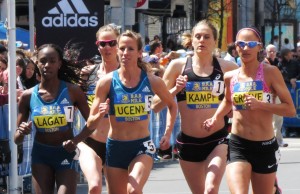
176, 57, 225, 103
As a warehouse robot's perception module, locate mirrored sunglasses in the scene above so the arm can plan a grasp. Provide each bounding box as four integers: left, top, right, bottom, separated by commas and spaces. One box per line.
235, 41, 262, 48
95, 40, 117, 47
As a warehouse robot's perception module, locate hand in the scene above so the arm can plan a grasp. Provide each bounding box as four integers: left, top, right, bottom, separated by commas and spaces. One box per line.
17, 121, 32, 136
203, 117, 217, 131
244, 94, 260, 110
290, 78, 297, 89
63, 140, 77, 153
98, 98, 110, 118
159, 135, 170, 150
175, 75, 188, 92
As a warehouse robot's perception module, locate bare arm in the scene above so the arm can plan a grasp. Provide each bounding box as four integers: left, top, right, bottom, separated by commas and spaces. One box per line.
247, 66, 296, 117
151, 58, 186, 113
204, 72, 233, 130
14, 90, 32, 145
86, 75, 111, 130
150, 74, 178, 150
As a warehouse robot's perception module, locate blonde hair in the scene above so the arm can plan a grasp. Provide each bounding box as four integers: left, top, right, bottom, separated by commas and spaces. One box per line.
181, 32, 192, 49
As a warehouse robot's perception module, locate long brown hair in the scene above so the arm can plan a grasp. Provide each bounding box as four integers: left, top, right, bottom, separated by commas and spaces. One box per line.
118, 30, 151, 72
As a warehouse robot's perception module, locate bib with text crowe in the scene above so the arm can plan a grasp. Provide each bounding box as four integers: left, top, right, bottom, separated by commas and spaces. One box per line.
232, 80, 273, 110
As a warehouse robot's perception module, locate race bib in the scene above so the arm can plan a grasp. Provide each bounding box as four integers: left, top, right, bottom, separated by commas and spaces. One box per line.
186, 81, 220, 109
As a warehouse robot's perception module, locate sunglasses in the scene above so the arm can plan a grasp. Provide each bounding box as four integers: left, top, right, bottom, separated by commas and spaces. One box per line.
235, 41, 262, 48
95, 40, 117, 47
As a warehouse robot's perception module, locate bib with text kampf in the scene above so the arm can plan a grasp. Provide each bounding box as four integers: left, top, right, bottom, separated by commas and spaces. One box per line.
185, 80, 224, 109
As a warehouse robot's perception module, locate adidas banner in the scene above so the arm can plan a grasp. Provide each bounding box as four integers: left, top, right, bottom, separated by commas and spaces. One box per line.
36, 0, 104, 59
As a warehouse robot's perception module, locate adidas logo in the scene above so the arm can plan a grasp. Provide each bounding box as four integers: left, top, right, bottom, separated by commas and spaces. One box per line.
42, 0, 98, 28
142, 86, 151, 93
61, 159, 70, 165
60, 98, 69, 104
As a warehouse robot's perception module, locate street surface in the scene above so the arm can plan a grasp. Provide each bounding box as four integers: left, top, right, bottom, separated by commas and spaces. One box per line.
77, 137, 300, 194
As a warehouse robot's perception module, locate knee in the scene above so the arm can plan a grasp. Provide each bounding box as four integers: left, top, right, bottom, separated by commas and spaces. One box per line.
88, 184, 102, 194
127, 184, 142, 194
206, 184, 218, 194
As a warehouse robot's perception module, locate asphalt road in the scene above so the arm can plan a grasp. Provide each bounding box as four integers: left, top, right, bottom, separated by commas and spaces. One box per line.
77, 137, 300, 194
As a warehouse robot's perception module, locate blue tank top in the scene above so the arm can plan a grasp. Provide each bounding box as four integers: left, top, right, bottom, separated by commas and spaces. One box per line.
30, 81, 74, 133
108, 70, 154, 122
176, 57, 225, 109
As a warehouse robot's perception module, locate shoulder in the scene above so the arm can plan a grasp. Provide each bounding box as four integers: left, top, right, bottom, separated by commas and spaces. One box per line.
224, 68, 239, 80
18, 88, 34, 106
217, 58, 239, 72
263, 62, 279, 72
65, 82, 84, 96
147, 73, 165, 93
164, 57, 187, 75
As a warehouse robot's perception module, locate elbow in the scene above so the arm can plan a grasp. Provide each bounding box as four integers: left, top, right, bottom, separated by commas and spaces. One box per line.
288, 107, 297, 117
284, 106, 297, 117
151, 104, 162, 113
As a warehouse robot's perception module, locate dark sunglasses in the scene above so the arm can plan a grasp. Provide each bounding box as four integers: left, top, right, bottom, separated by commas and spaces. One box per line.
95, 40, 117, 47
235, 41, 262, 48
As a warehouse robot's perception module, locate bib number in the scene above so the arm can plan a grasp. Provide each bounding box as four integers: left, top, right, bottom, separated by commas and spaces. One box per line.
212, 80, 224, 96
144, 95, 153, 112
143, 140, 156, 154
263, 93, 273, 103
63, 106, 74, 122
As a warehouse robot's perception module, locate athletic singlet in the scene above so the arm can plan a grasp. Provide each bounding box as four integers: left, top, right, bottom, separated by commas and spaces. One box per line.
230, 63, 273, 110
176, 57, 225, 109
30, 81, 74, 133
108, 70, 154, 122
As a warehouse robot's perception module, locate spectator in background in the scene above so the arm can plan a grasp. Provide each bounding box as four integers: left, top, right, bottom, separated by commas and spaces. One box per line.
1, 56, 24, 98
181, 32, 193, 52
278, 48, 299, 89
265, 44, 279, 66
0, 57, 7, 86
18, 58, 39, 90
0, 44, 7, 61
165, 39, 177, 53
282, 38, 294, 51
153, 34, 161, 42
224, 42, 238, 63
144, 36, 150, 53
271, 35, 279, 51
264, 44, 288, 147
213, 48, 222, 58
150, 41, 163, 58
